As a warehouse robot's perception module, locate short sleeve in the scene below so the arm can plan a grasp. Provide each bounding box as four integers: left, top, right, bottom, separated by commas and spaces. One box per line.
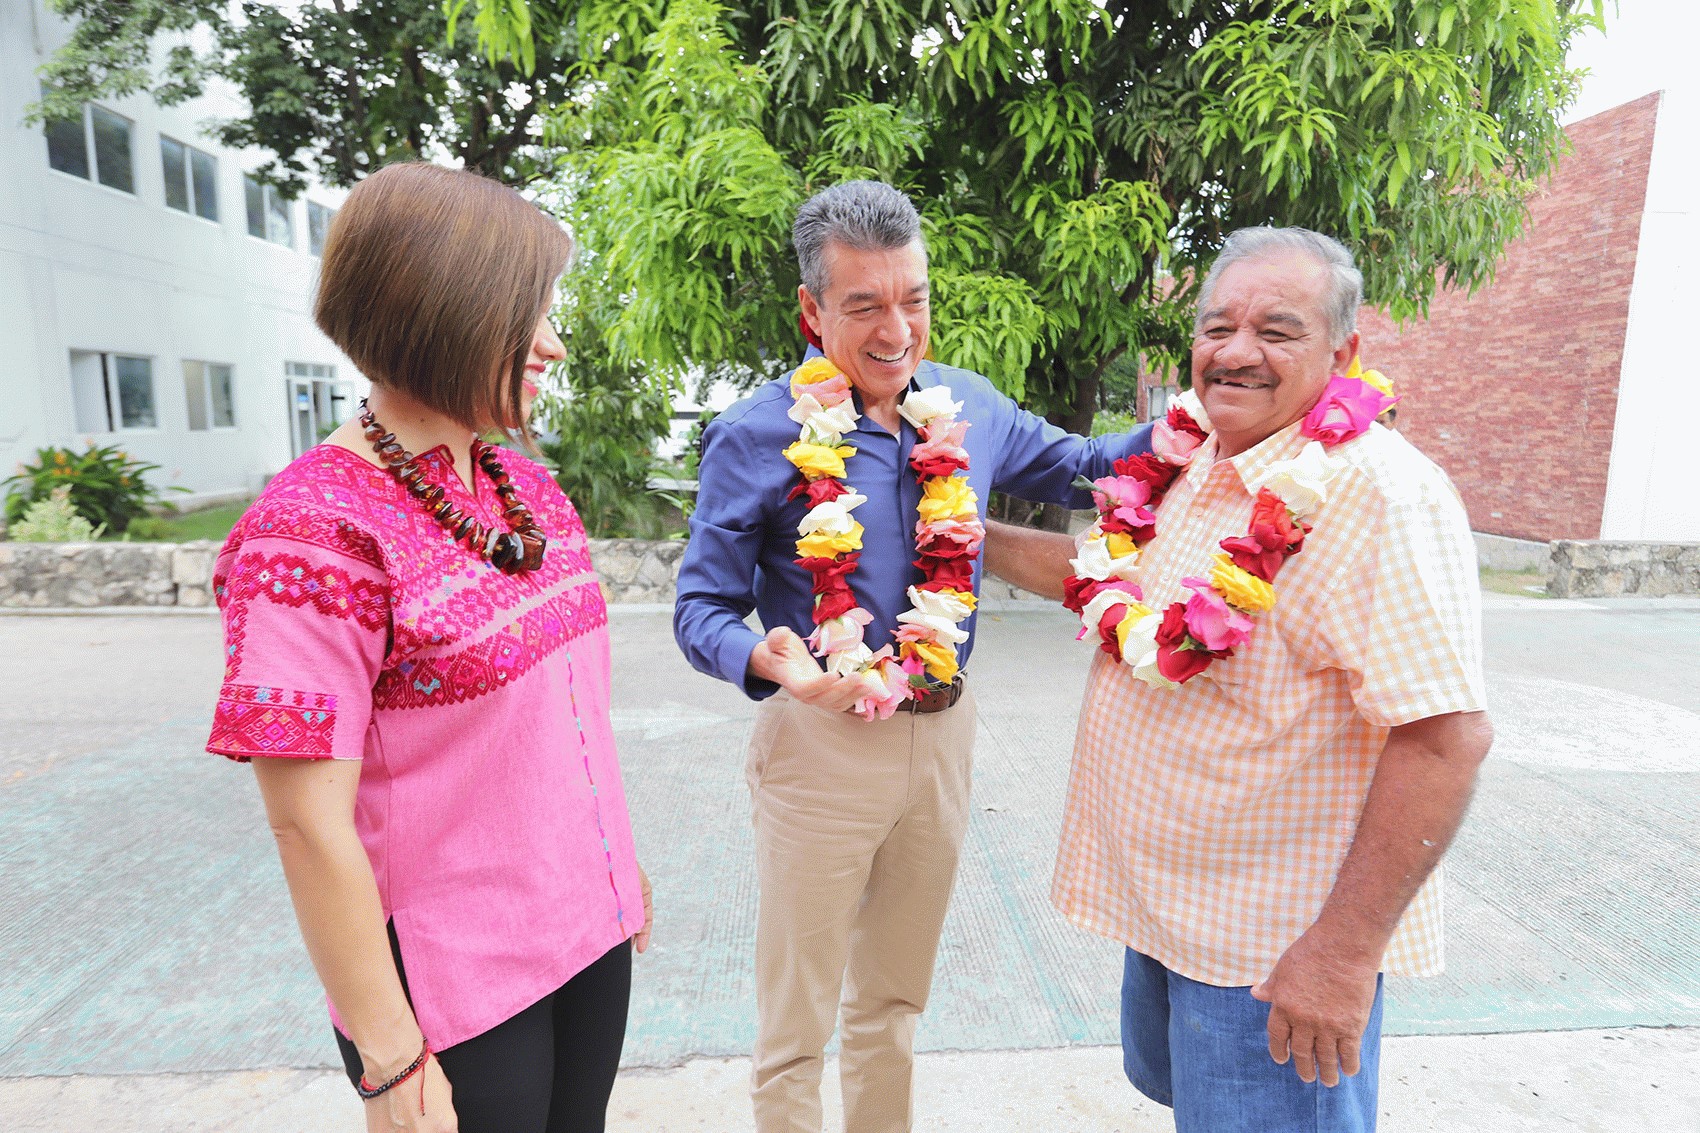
1316, 475, 1487, 728
206, 502, 392, 762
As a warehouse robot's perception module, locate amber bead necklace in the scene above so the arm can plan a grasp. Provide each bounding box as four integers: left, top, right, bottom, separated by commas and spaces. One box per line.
358, 398, 547, 574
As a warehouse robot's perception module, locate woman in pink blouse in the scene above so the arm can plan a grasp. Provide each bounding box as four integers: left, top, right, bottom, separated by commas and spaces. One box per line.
207, 162, 651, 1133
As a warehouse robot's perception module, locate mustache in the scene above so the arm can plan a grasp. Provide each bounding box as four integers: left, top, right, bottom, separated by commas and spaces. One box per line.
1203, 367, 1275, 383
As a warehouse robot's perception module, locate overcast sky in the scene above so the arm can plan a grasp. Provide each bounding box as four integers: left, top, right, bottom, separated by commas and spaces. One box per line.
1563, 0, 1698, 123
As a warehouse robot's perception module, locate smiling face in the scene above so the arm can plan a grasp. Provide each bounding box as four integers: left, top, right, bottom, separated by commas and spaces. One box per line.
1192, 251, 1358, 457
798, 239, 931, 411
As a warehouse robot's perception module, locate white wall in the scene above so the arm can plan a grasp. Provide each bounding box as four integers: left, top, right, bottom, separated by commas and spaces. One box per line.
1569, 2, 1700, 540
0, 0, 359, 503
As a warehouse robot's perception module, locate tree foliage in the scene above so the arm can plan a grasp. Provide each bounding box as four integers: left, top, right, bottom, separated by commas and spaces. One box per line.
30, 0, 583, 193
34, 0, 1605, 486
479, 0, 1602, 432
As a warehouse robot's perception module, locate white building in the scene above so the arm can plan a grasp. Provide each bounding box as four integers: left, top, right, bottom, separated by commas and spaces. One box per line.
0, 0, 359, 504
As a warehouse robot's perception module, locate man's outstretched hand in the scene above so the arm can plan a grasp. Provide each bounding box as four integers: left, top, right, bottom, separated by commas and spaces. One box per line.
748, 626, 876, 713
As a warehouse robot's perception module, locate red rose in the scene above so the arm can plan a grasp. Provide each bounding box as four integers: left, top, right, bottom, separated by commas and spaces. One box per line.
1249, 487, 1304, 554
1062, 575, 1102, 615
1156, 640, 1213, 683
1097, 607, 1126, 661
912, 453, 970, 478
1155, 602, 1190, 647
1218, 535, 1285, 583
787, 477, 852, 507
1166, 403, 1209, 444
916, 538, 974, 560
1114, 451, 1178, 490
799, 553, 860, 593
918, 555, 976, 590
814, 584, 859, 622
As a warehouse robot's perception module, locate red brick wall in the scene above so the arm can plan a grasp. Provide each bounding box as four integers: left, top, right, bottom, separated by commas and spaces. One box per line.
1355, 93, 1660, 542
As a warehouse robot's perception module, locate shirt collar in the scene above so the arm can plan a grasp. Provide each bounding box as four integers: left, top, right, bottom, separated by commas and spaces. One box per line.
1189, 420, 1310, 496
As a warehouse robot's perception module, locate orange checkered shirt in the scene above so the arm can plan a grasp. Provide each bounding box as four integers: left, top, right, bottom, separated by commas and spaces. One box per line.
1052, 420, 1487, 986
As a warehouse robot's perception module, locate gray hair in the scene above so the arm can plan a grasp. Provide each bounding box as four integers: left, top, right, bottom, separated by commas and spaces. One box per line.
1195, 226, 1363, 347
793, 180, 924, 300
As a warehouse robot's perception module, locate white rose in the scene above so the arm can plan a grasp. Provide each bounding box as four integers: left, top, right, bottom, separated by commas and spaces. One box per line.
1078, 587, 1139, 638
798, 401, 860, 446
825, 642, 874, 675
1070, 534, 1142, 583
896, 609, 972, 645
1258, 441, 1341, 520
898, 385, 964, 428
1174, 388, 1212, 434
1118, 610, 1179, 689
798, 491, 867, 537
905, 585, 974, 622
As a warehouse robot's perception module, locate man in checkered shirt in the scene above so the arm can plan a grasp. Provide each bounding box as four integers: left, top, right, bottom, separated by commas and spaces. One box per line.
988, 226, 1494, 1132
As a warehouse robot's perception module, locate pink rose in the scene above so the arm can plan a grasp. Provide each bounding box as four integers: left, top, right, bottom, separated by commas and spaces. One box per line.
855, 650, 911, 720
1300, 376, 1397, 445
1090, 474, 1155, 528
915, 516, 986, 555
808, 608, 873, 655
1152, 418, 1206, 465
1179, 579, 1254, 653
810, 375, 854, 409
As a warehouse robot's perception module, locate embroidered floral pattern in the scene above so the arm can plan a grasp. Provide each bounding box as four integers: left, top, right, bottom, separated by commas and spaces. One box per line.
209, 684, 338, 759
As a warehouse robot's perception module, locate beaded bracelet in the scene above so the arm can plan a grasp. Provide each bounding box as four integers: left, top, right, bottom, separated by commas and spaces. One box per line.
357, 1038, 431, 1104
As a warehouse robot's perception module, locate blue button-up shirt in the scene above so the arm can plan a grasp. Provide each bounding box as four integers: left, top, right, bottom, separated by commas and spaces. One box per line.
673, 355, 1155, 698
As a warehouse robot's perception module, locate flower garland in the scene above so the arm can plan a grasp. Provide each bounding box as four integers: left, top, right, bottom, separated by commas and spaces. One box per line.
1063, 358, 1397, 688
783, 357, 986, 720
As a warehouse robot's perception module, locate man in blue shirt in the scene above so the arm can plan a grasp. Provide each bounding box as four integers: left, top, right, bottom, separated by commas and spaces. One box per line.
674, 180, 1152, 1133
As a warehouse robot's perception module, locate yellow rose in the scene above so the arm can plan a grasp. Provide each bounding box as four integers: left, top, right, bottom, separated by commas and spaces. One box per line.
1113, 601, 1158, 658
1210, 553, 1276, 613
796, 522, 864, 558
916, 475, 979, 524
783, 441, 856, 481
1361, 368, 1395, 396
789, 357, 842, 398
902, 639, 960, 683
1104, 531, 1139, 560
938, 588, 978, 613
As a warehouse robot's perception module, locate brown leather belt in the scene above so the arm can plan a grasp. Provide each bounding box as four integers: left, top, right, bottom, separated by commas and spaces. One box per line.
899, 674, 965, 714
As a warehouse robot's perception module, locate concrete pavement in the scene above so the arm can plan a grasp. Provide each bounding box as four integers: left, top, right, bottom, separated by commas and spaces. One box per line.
2, 594, 1698, 1130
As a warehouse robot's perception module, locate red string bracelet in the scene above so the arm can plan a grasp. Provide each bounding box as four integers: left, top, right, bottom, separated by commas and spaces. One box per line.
357, 1038, 431, 1114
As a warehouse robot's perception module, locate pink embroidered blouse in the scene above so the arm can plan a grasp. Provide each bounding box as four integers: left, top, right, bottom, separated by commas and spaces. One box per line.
206, 442, 643, 1050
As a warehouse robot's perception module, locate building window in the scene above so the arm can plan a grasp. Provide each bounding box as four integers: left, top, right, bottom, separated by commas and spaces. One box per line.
183, 360, 237, 430
307, 201, 335, 256
244, 175, 294, 247
69, 351, 156, 432
43, 99, 135, 194
286, 362, 352, 456
161, 137, 219, 221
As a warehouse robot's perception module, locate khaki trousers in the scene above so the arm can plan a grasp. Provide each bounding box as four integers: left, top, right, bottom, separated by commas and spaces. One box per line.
744, 685, 977, 1133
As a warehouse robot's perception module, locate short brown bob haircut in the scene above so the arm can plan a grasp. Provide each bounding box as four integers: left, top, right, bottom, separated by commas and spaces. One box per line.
314, 162, 572, 438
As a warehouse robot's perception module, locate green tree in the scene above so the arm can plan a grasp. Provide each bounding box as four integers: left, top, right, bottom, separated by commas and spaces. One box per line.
478, 0, 1600, 439
29, 0, 582, 193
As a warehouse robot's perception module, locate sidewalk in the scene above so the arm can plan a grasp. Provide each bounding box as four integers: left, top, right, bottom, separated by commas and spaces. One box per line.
2, 598, 1697, 1130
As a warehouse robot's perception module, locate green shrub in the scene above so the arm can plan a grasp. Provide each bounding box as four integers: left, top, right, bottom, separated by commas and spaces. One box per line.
3, 443, 185, 534
9, 486, 104, 542
1091, 410, 1140, 438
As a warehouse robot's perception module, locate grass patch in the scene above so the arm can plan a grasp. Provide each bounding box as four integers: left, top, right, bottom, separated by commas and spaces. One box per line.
1479, 566, 1549, 597
113, 501, 250, 543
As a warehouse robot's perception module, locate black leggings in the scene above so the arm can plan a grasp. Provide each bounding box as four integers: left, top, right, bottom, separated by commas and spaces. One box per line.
337, 924, 632, 1133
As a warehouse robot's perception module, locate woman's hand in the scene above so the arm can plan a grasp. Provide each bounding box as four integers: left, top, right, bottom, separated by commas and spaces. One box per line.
364, 1054, 456, 1132
634, 864, 654, 954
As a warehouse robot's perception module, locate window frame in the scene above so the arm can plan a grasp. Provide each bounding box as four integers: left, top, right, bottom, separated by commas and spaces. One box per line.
160, 135, 220, 223
69, 350, 159, 434
307, 200, 335, 257
244, 173, 296, 248
42, 96, 137, 197
182, 359, 238, 432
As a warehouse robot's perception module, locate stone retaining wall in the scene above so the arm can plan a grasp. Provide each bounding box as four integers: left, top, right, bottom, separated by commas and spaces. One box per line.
1547, 541, 1700, 598
29, 537, 1693, 607
0, 538, 1053, 609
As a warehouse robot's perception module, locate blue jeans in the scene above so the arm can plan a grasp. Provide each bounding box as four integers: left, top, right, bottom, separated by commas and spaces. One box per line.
1121, 949, 1384, 1133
